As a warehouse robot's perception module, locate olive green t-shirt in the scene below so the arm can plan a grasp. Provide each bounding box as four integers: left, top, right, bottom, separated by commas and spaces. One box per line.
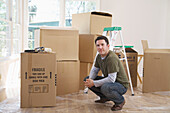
95, 50, 129, 88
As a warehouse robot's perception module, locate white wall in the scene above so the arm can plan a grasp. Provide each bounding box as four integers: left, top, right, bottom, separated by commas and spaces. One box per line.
101, 0, 170, 54
166, 0, 170, 47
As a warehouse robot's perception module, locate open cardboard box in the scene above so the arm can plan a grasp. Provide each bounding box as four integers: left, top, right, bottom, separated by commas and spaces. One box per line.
72, 11, 112, 35
142, 40, 170, 93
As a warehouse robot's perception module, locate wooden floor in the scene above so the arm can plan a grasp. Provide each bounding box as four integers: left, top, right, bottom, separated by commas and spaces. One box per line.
0, 82, 170, 113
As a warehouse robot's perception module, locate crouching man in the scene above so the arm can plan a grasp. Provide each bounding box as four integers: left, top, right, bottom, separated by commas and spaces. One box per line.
84, 36, 129, 111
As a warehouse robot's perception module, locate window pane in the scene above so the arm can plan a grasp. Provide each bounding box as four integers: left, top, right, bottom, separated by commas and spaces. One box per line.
12, 0, 18, 23
28, 26, 39, 49
0, 0, 7, 19
65, 0, 96, 26
28, 0, 60, 24
13, 39, 19, 54
28, 0, 60, 50
13, 24, 20, 54
0, 21, 11, 57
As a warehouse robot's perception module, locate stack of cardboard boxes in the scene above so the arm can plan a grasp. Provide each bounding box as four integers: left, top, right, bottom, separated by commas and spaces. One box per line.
79, 34, 99, 90
39, 27, 80, 96
21, 27, 80, 107
20, 12, 112, 107
72, 12, 112, 90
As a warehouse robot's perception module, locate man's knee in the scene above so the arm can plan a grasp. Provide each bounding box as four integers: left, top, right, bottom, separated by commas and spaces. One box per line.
84, 76, 89, 81
101, 83, 110, 94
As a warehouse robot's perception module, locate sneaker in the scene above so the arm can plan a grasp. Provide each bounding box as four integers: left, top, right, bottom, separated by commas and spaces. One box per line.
111, 100, 125, 111
95, 98, 110, 103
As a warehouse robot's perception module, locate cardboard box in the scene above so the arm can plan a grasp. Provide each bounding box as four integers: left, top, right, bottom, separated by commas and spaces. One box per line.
38, 27, 79, 60
21, 52, 56, 108
72, 12, 112, 34
143, 49, 170, 93
56, 61, 80, 96
80, 62, 102, 90
115, 48, 138, 87
79, 34, 98, 63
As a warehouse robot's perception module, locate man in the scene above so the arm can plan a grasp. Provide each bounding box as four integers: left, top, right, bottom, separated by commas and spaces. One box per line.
84, 36, 129, 111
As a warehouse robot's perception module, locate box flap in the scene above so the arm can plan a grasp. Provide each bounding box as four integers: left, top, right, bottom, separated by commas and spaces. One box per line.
145, 49, 170, 54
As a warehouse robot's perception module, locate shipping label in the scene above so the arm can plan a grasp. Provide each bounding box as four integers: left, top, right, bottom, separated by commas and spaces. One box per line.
29, 84, 49, 93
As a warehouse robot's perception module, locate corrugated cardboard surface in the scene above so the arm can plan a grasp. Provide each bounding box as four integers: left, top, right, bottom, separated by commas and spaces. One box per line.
115, 48, 138, 87
79, 34, 97, 63
143, 49, 170, 93
72, 13, 91, 34
79, 62, 91, 90
39, 28, 79, 60
80, 62, 102, 90
90, 15, 112, 34
21, 52, 56, 108
56, 61, 80, 96
72, 12, 112, 35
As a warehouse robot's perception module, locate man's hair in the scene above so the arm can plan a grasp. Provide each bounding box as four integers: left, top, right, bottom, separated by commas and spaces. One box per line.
95, 36, 109, 45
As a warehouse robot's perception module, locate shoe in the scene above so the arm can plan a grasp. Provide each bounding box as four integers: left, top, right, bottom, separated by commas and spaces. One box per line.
111, 100, 125, 111
95, 98, 109, 103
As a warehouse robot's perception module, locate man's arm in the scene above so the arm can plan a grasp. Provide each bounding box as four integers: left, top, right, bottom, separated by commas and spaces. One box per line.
93, 72, 117, 87
89, 66, 100, 79
84, 66, 100, 88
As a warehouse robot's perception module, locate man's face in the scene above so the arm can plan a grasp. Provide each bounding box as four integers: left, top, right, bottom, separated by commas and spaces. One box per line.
95, 39, 110, 57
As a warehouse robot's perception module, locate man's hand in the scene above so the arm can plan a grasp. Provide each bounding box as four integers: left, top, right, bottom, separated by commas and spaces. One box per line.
84, 79, 94, 88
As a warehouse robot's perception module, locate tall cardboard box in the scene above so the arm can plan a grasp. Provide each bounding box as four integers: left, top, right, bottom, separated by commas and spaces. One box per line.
79, 34, 98, 63
21, 52, 56, 108
143, 49, 170, 93
37, 27, 79, 60
115, 48, 138, 87
72, 12, 112, 34
80, 62, 92, 90
56, 61, 80, 96
80, 62, 102, 90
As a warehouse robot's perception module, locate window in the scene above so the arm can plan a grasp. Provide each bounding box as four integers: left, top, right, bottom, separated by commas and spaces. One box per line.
28, 0, 60, 49
65, 0, 96, 26
0, 0, 21, 58
27, 0, 100, 49
0, 0, 100, 58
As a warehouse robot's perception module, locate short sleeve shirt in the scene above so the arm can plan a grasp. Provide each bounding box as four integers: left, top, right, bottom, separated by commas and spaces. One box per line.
95, 50, 129, 88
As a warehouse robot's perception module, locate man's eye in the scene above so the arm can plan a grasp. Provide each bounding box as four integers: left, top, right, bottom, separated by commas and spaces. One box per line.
97, 44, 99, 47
101, 44, 104, 46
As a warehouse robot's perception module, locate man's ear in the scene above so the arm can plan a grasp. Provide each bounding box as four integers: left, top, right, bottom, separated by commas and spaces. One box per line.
108, 44, 110, 48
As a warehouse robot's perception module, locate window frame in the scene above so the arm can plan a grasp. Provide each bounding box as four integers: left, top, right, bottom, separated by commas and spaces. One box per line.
24, 0, 100, 50
0, 0, 22, 60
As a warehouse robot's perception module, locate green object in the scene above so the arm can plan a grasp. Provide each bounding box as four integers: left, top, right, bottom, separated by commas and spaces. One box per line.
103, 27, 122, 31
114, 45, 134, 48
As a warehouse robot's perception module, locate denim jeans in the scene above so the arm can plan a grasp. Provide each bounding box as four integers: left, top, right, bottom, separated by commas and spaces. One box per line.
84, 76, 127, 104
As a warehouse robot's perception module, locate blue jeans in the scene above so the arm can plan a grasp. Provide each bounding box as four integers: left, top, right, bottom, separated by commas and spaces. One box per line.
84, 76, 127, 104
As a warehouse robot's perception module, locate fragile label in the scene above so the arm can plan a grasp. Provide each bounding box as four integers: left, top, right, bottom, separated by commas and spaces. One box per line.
26, 68, 51, 83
